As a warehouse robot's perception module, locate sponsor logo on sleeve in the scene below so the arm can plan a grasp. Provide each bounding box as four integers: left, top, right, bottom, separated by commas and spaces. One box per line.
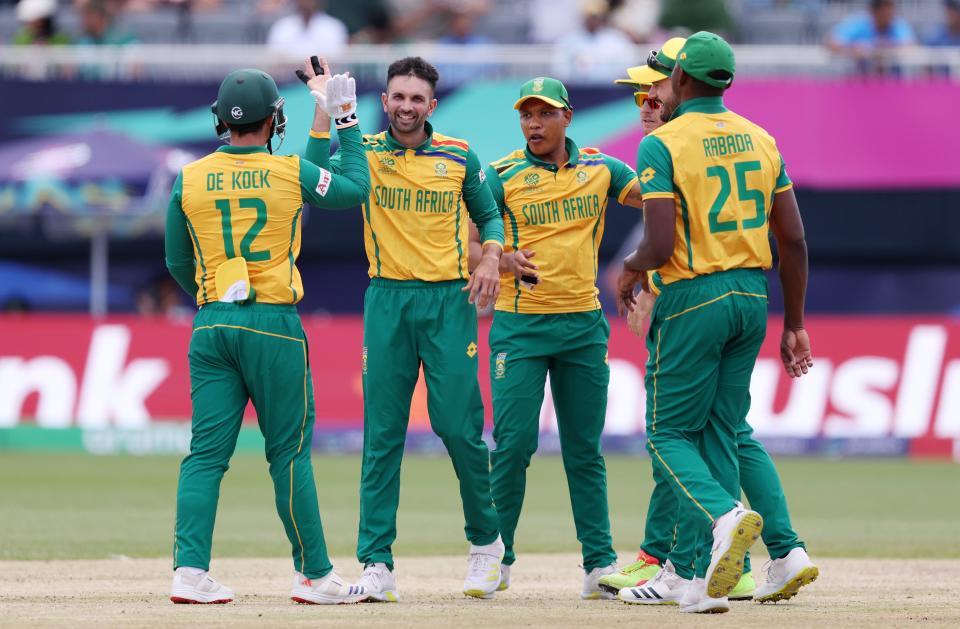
316, 168, 332, 197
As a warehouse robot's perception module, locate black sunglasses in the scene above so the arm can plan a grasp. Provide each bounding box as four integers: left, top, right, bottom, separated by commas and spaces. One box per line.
646, 49, 673, 76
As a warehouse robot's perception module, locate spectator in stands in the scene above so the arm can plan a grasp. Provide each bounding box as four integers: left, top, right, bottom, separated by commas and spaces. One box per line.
266, 0, 348, 60
659, 0, 732, 37
925, 0, 960, 46
75, 0, 138, 45
527, 0, 579, 44
437, 3, 493, 83
12, 0, 70, 45
350, 5, 400, 43
609, 0, 660, 43
438, 2, 491, 45
327, 0, 388, 36
554, 0, 635, 81
828, 0, 915, 74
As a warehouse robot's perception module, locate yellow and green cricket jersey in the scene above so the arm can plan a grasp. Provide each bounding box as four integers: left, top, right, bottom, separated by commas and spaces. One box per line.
165, 125, 370, 305
306, 121, 504, 281
486, 138, 638, 314
637, 96, 792, 290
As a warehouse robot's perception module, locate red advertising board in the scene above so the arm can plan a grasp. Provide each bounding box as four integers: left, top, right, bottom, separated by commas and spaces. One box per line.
2, 314, 959, 445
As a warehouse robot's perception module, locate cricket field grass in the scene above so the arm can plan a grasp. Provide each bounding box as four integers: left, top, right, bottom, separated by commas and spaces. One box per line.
1, 454, 958, 626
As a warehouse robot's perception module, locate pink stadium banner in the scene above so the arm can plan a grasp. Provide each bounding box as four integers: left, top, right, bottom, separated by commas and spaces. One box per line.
1, 314, 959, 456
600, 78, 960, 189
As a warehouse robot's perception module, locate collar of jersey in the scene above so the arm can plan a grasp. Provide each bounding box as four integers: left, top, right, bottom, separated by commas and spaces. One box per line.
523, 137, 580, 170
383, 121, 435, 151
216, 145, 269, 154
671, 96, 728, 120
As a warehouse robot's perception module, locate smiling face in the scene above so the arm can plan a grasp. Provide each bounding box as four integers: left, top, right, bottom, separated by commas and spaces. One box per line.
518, 98, 572, 158
381, 74, 437, 136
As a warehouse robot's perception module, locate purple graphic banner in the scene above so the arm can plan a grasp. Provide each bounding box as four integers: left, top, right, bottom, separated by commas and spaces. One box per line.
600, 78, 960, 189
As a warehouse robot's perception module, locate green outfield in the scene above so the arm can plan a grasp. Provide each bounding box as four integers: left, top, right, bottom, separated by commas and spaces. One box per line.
1, 454, 957, 561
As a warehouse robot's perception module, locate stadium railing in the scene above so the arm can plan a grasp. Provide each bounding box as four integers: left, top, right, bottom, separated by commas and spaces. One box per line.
2, 43, 960, 82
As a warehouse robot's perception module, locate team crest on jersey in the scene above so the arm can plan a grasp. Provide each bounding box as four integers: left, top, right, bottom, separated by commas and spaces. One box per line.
640, 167, 656, 184
576, 171, 588, 183
495, 352, 507, 379
435, 162, 448, 177
362, 346, 368, 374
378, 157, 396, 173
524, 173, 540, 187
466, 341, 478, 358
532, 78, 545, 92
231, 106, 243, 120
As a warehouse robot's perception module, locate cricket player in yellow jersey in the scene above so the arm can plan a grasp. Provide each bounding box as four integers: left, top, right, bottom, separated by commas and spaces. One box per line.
605, 42, 818, 608
484, 77, 642, 599
615, 32, 816, 614
306, 56, 506, 601
164, 61, 372, 605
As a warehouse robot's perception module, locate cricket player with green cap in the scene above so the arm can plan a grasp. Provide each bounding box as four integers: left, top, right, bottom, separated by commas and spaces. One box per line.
614, 31, 817, 613
166, 58, 372, 605
605, 35, 815, 607
485, 76, 643, 598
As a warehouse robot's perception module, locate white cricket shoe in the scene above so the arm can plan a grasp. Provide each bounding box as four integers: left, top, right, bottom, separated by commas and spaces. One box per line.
680, 576, 730, 614
498, 563, 511, 591
706, 503, 763, 599
618, 560, 690, 605
755, 548, 819, 603
170, 568, 234, 604
357, 563, 400, 602
291, 570, 367, 605
463, 535, 504, 599
582, 563, 618, 600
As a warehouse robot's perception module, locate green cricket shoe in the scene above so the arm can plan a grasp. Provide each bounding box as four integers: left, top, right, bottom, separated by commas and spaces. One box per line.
598, 550, 661, 595
728, 571, 756, 601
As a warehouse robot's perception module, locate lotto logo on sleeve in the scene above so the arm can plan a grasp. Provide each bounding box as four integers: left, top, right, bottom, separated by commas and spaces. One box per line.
640, 167, 656, 184
315, 168, 333, 197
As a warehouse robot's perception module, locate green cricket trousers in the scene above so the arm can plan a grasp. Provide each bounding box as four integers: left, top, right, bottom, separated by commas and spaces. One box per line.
358, 279, 500, 570
644, 268, 773, 578
174, 302, 332, 579
489, 309, 617, 571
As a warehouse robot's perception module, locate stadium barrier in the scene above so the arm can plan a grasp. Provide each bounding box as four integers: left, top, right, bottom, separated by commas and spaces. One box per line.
1, 314, 957, 459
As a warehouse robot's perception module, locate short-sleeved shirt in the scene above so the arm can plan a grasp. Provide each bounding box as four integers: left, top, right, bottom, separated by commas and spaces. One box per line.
831, 12, 915, 47
637, 96, 791, 290
333, 122, 504, 281
486, 138, 638, 314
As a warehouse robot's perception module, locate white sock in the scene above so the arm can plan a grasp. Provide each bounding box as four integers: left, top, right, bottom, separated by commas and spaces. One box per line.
176, 566, 206, 577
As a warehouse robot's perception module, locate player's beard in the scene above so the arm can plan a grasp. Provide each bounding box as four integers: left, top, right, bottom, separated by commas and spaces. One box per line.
389, 108, 425, 135
659, 100, 677, 123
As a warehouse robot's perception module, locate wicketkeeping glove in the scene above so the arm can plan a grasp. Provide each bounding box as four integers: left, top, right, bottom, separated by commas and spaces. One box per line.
311, 73, 358, 129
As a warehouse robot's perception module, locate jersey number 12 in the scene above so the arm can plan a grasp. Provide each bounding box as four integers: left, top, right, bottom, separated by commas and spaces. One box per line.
214, 198, 271, 262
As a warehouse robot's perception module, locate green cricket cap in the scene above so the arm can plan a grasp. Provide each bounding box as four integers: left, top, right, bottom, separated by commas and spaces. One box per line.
676, 31, 736, 89
212, 68, 283, 125
513, 77, 572, 110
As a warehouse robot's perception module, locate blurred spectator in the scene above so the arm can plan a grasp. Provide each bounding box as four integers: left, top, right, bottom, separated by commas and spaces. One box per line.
266, 0, 348, 59
527, 0, 579, 43
12, 0, 70, 45
659, 0, 732, 37
437, 3, 493, 84
925, 0, 960, 47
554, 0, 635, 81
609, 0, 660, 43
327, 0, 388, 36
75, 0, 138, 45
438, 2, 491, 45
828, 0, 915, 74
350, 5, 400, 43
